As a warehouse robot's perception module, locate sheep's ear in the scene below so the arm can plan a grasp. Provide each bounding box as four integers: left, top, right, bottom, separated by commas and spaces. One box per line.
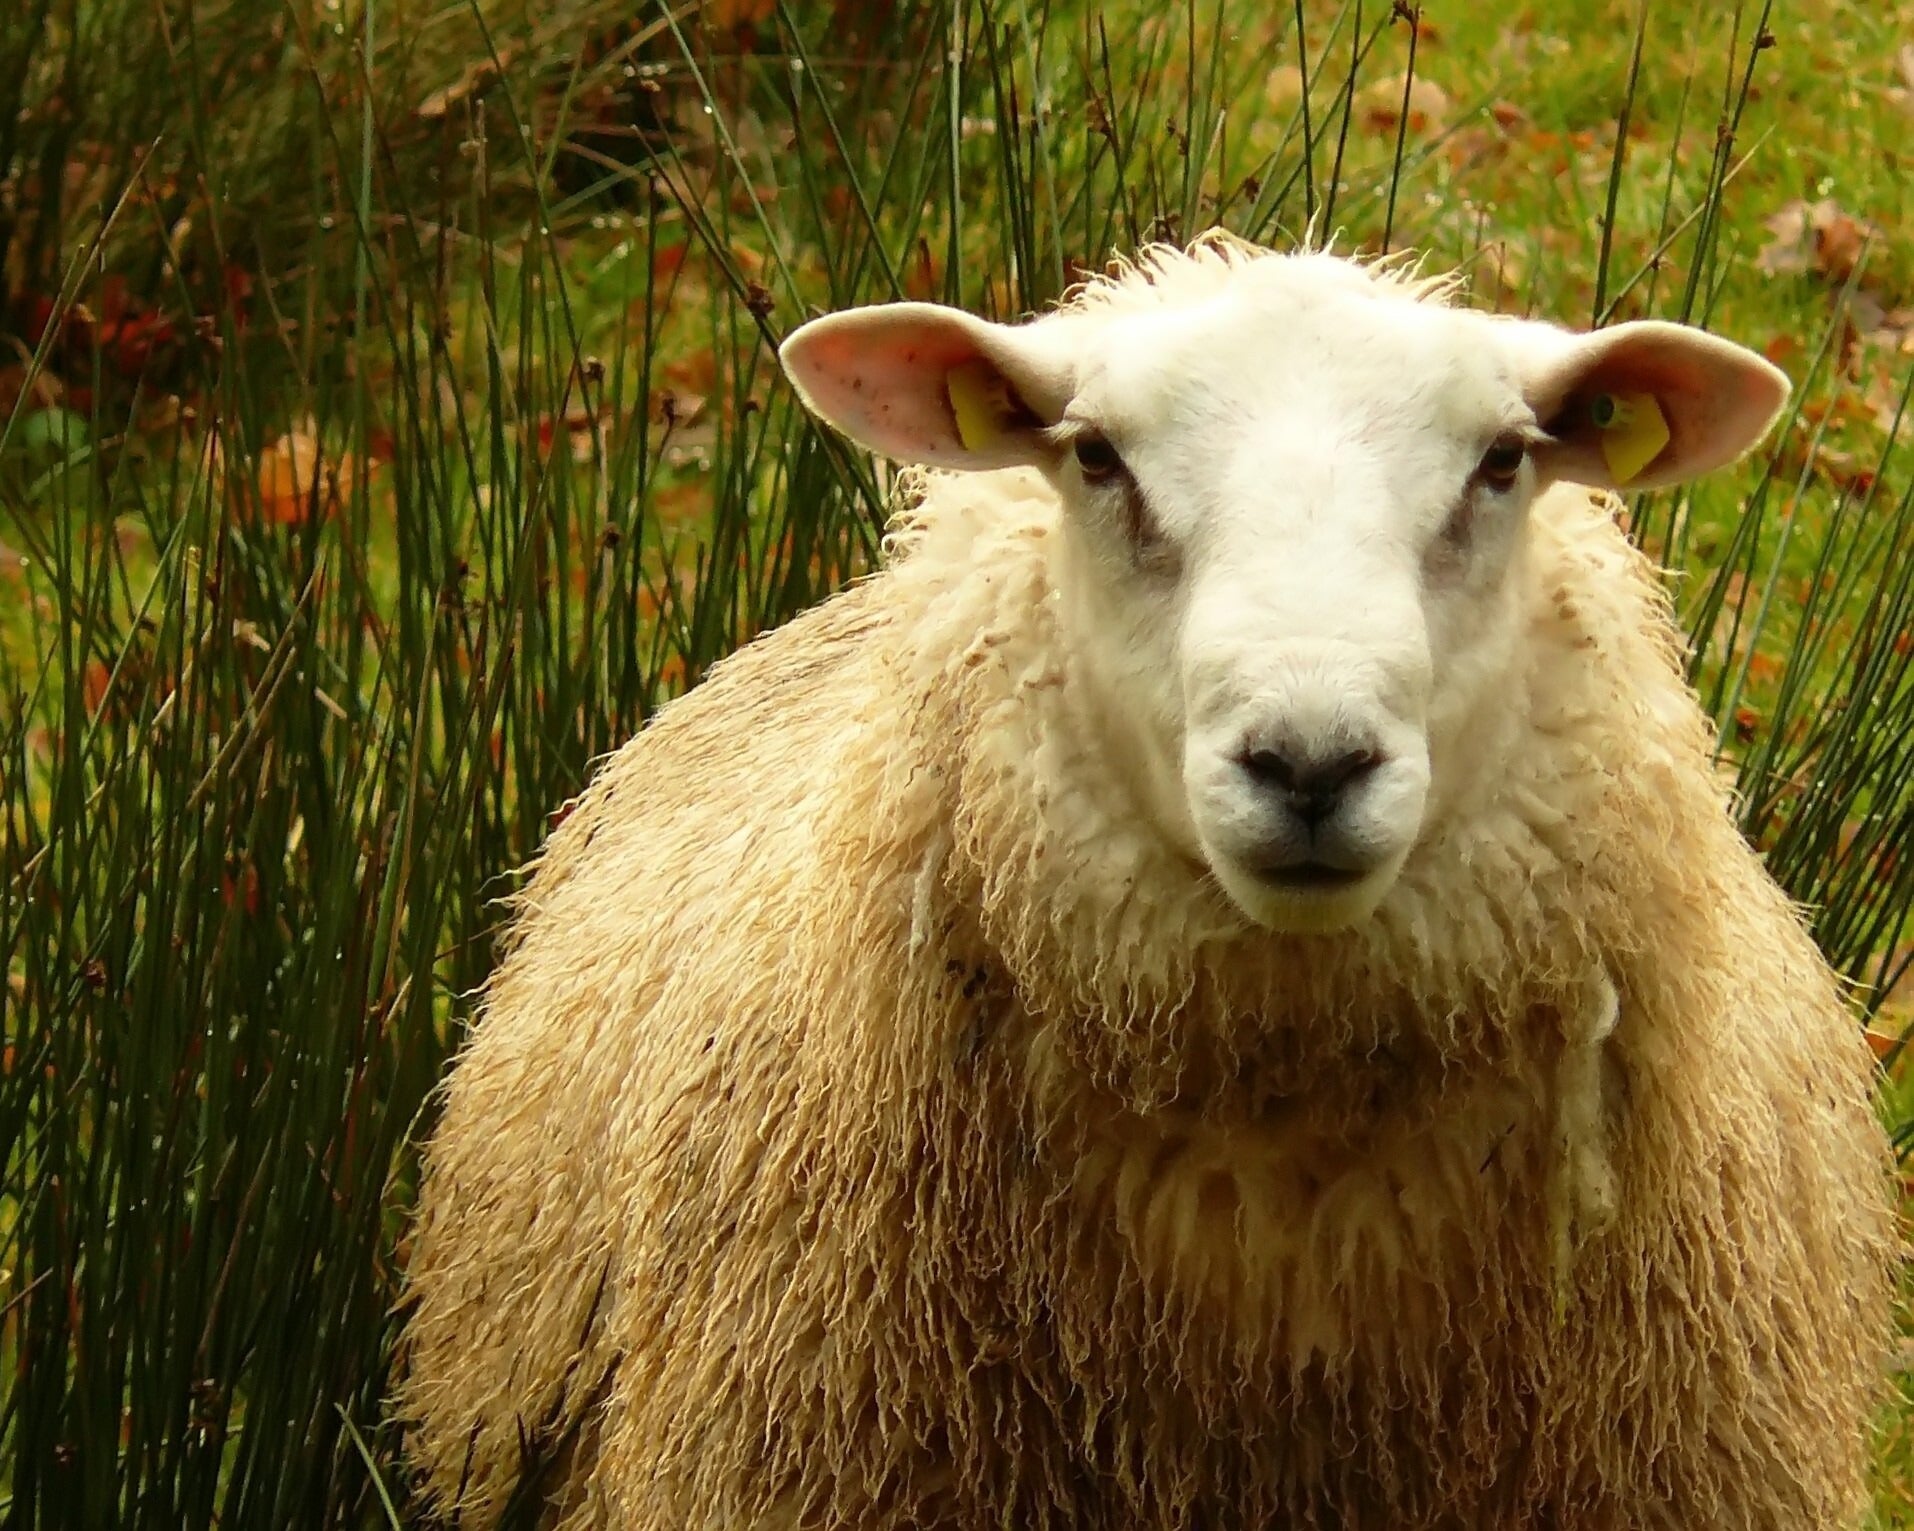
1519, 320, 1790, 491
779, 303, 1075, 470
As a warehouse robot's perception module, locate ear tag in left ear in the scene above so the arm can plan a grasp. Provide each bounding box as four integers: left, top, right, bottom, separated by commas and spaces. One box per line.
1591, 390, 1670, 486
947, 359, 1010, 452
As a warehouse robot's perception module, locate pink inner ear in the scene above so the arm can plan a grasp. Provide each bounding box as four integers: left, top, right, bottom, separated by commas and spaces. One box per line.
792, 321, 985, 461
783, 304, 1071, 469
1536, 322, 1791, 489
1586, 349, 1704, 463
1615, 342, 1738, 434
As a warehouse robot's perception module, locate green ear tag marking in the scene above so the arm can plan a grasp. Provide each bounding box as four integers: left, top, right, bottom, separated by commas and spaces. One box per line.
947, 360, 1008, 452
1592, 390, 1670, 485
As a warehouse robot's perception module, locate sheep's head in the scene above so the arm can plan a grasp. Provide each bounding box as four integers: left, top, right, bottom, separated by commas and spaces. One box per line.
780, 244, 1788, 934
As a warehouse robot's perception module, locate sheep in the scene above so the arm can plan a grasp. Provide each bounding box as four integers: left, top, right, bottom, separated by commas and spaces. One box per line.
397, 232, 1895, 1529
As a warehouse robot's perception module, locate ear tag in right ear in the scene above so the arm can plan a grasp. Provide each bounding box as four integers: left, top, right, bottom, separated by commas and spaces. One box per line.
1591, 390, 1670, 485
947, 360, 1010, 452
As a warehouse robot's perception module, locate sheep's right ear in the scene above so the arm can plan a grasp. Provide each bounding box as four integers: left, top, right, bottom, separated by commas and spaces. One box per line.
1511, 320, 1791, 491
779, 303, 1076, 470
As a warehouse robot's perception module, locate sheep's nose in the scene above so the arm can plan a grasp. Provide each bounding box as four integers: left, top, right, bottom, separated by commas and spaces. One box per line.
1238, 743, 1385, 827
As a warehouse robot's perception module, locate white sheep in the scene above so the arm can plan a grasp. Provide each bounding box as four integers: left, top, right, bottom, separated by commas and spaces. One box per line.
398, 233, 1893, 1529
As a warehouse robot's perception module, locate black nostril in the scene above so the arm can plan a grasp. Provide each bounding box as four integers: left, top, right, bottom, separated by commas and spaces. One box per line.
1310, 747, 1385, 796
1238, 745, 1385, 825
1241, 747, 1299, 792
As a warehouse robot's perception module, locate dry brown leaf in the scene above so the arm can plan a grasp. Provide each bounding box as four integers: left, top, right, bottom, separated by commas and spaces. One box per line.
1488, 99, 1530, 132
1442, 125, 1505, 174
416, 45, 521, 121
254, 428, 356, 524
1762, 333, 1802, 369
1814, 211, 1869, 286
1864, 370, 1913, 437
1755, 198, 1883, 285
1360, 75, 1451, 134
1865, 306, 1914, 359
1813, 445, 1873, 495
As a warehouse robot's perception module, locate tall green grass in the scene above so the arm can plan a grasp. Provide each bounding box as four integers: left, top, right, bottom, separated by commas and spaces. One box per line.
1, 1, 1909, 1524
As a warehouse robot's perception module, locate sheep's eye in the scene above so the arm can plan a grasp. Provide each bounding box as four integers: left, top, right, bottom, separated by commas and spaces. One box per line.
1475, 435, 1528, 491
1073, 430, 1125, 482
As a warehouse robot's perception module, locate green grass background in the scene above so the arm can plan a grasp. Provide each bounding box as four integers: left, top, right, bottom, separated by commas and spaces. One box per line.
1, 0, 1911, 1523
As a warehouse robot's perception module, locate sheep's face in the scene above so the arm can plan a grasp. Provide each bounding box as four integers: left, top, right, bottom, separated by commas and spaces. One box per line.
781, 246, 1788, 934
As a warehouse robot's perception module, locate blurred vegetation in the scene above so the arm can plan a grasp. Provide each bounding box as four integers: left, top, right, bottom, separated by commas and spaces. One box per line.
1, 0, 1911, 1524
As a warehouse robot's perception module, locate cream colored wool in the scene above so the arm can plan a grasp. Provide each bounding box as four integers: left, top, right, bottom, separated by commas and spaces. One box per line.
398, 249, 1895, 1529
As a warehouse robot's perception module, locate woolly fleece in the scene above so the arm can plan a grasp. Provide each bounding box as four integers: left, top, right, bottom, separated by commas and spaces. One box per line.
398, 244, 1895, 1530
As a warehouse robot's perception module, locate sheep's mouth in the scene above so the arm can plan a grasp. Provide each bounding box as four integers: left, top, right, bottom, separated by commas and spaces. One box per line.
1253, 860, 1368, 892
1201, 843, 1399, 933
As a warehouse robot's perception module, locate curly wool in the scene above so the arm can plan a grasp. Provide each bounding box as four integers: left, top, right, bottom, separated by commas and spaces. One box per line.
397, 254, 1894, 1529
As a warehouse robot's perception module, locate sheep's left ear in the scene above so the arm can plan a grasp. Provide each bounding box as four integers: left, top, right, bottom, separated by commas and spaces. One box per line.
1516, 320, 1790, 491
779, 302, 1076, 471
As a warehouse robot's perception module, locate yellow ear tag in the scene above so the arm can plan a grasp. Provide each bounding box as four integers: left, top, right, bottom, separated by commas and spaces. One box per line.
947, 359, 1008, 452
1591, 390, 1670, 486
